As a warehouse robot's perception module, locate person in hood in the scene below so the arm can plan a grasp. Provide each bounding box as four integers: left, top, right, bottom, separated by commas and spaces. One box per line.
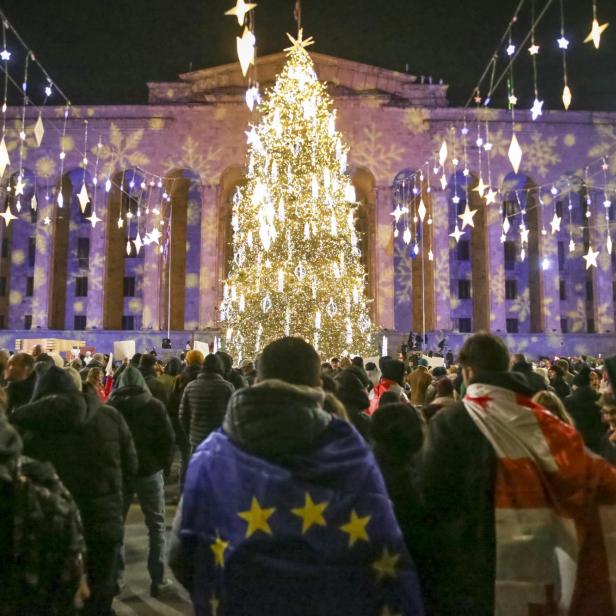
139, 353, 169, 407
368, 358, 409, 414
159, 357, 182, 400
335, 369, 371, 442
169, 337, 424, 616
0, 412, 87, 616
10, 366, 137, 616
510, 353, 548, 394
421, 377, 457, 421
180, 354, 234, 452
548, 364, 570, 400
5, 352, 36, 414
418, 333, 616, 615
107, 366, 175, 597
216, 350, 248, 391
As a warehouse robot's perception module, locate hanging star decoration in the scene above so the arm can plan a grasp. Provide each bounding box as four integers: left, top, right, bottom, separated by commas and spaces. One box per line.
458, 204, 477, 229
557, 36, 570, 49
0, 49, 10, 61
569, 238, 576, 253
584, 18, 609, 49
285, 29, 315, 53
520, 226, 530, 244
508, 93, 518, 107
291, 493, 328, 534
390, 205, 405, 224
237, 27, 256, 77
14, 175, 24, 196
485, 188, 497, 205
238, 497, 275, 538
0, 206, 17, 225
86, 209, 101, 228
449, 224, 465, 243
146, 227, 162, 245
582, 245, 600, 269
77, 183, 90, 213
530, 98, 544, 121
508, 133, 523, 173
43, 215, 51, 226
528, 43, 540, 55
506, 43, 516, 56
550, 212, 562, 233
133, 232, 143, 255
225, 0, 257, 26
472, 177, 487, 197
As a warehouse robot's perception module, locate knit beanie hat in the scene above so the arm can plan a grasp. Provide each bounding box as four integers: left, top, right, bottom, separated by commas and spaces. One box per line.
435, 376, 454, 398
63, 366, 83, 392
573, 365, 591, 387
372, 402, 423, 457
185, 350, 204, 366
118, 365, 148, 389
380, 359, 405, 386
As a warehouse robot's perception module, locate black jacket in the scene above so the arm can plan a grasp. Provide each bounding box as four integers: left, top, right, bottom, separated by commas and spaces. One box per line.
417, 371, 535, 616
180, 372, 234, 448
564, 386, 604, 454
139, 367, 169, 407
11, 380, 137, 543
5, 373, 37, 414
511, 361, 548, 394
550, 375, 570, 400
335, 371, 372, 442
108, 384, 175, 477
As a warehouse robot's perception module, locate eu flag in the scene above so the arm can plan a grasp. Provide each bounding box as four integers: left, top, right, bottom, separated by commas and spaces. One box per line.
173, 418, 424, 615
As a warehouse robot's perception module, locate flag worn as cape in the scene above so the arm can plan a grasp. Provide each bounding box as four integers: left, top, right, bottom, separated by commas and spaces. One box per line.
176, 419, 424, 616
464, 382, 616, 615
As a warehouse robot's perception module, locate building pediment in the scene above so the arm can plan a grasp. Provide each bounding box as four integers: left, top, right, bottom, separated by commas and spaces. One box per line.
147, 51, 448, 107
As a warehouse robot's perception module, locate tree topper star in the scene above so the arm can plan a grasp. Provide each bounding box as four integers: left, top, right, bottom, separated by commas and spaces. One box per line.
225, 0, 257, 26
285, 29, 315, 53
583, 245, 600, 269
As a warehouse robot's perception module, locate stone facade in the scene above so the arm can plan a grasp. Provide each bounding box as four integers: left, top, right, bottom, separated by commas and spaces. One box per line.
0, 51, 615, 357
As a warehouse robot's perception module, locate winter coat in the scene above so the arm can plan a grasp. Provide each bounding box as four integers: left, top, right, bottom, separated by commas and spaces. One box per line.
139, 366, 169, 407
5, 373, 37, 414
169, 379, 424, 616
564, 385, 605, 453
421, 395, 457, 422
180, 372, 234, 448
108, 384, 175, 477
335, 370, 372, 442
550, 375, 570, 400
407, 367, 432, 405
511, 361, 548, 394
601, 431, 616, 466
10, 370, 137, 543
368, 378, 408, 414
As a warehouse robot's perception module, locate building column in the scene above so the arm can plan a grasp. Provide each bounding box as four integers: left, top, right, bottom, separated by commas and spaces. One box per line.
375, 186, 394, 330
538, 205, 561, 334
142, 242, 161, 330
431, 192, 452, 331
486, 204, 507, 333
592, 209, 615, 333
87, 195, 107, 329
32, 189, 53, 329
199, 185, 220, 329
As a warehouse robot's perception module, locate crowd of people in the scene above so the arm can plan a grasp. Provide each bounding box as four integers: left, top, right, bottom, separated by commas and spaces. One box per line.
1, 335, 616, 615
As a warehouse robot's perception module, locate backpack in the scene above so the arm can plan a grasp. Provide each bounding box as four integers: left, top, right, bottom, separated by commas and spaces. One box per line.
0, 457, 85, 616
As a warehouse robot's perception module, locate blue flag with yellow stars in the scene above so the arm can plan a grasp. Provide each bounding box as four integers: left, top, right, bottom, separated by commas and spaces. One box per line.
174, 418, 424, 616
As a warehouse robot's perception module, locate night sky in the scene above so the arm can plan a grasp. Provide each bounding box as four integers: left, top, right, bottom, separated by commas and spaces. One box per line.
2, 0, 616, 111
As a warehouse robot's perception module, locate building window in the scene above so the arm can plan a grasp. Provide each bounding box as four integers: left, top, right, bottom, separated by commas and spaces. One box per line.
122, 315, 135, 330
0, 315, 5, 329
560, 280, 567, 301
24, 315, 32, 330
456, 240, 470, 261
504, 241, 516, 270
123, 276, 136, 297
77, 237, 90, 268
26, 277, 33, 297
458, 318, 472, 333
74, 315, 87, 330
0, 276, 6, 296
28, 237, 35, 267
458, 279, 471, 300
506, 318, 519, 333
1, 237, 8, 258
75, 276, 88, 297
30, 207, 37, 224
558, 242, 565, 272
586, 280, 594, 301
505, 280, 517, 300
587, 318, 595, 333
561, 317, 568, 333
555, 201, 564, 218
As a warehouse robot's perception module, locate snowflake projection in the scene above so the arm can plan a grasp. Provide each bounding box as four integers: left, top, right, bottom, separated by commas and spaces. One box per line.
87, 253, 106, 293
541, 295, 554, 321
351, 124, 405, 182
597, 301, 612, 332
567, 297, 587, 333
95, 122, 149, 177
547, 331, 563, 349
35, 156, 56, 179
509, 287, 531, 324
403, 108, 430, 134
187, 199, 201, 226
490, 264, 505, 309
523, 132, 560, 178
588, 122, 616, 174
504, 334, 529, 354
394, 240, 413, 307
475, 108, 500, 122
485, 129, 513, 161
434, 247, 450, 299
164, 136, 223, 186
3, 119, 39, 159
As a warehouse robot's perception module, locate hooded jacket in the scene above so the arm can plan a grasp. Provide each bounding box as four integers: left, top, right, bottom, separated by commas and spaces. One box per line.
180, 370, 234, 448
6, 372, 37, 414
107, 366, 175, 477
335, 370, 371, 442
564, 385, 604, 453
10, 366, 137, 543
169, 379, 424, 616
216, 351, 248, 391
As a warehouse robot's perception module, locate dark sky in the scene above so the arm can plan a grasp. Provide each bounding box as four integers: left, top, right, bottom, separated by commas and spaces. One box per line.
2, 0, 616, 111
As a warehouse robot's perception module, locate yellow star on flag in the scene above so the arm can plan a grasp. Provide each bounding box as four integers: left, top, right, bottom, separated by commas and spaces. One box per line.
285, 28, 315, 53
210, 535, 230, 567
291, 493, 328, 534
238, 497, 275, 538
339, 509, 371, 547
210, 594, 220, 616
372, 547, 401, 581
225, 0, 257, 26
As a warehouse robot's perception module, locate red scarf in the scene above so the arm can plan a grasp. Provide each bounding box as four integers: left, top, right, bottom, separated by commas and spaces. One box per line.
464, 382, 616, 615
368, 378, 398, 415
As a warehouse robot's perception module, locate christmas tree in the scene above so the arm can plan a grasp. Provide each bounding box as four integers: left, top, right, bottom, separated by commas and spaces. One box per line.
220, 31, 375, 360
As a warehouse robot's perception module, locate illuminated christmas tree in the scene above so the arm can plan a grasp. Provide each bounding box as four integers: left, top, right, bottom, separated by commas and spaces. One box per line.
221, 31, 375, 360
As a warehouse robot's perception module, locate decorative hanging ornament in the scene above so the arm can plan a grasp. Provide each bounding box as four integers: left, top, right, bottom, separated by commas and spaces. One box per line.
584, 18, 608, 49
503, 217, 511, 234
583, 245, 600, 269
418, 199, 427, 222
34, 114, 45, 146
403, 226, 412, 245
458, 204, 477, 229
225, 0, 257, 26
261, 293, 272, 313
57, 191, 64, 208
562, 85, 572, 110
77, 183, 90, 213
449, 224, 464, 243
30, 194, 37, 211
294, 261, 307, 281
0, 137, 9, 177
0, 206, 17, 225
326, 298, 338, 318
237, 27, 256, 77
508, 133, 523, 173
438, 140, 448, 167
14, 175, 24, 196
245, 85, 261, 111
86, 209, 101, 228
530, 98, 544, 121
550, 213, 562, 234
607, 235, 613, 255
